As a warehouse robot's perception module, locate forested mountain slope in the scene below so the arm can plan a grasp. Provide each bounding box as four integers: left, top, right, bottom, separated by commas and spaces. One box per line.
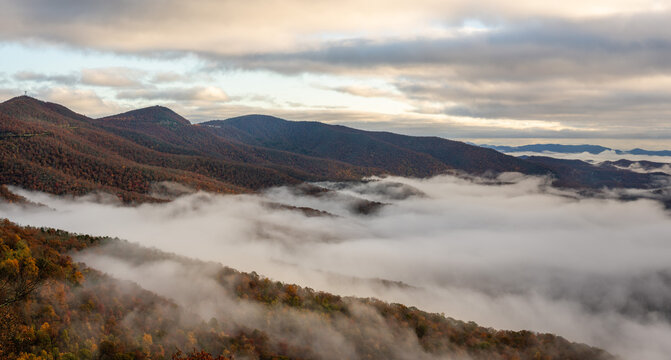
204, 115, 540, 176
205, 115, 664, 189
0, 219, 614, 360
0, 97, 371, 202
1, 96, 667, 203
98, 107, 378, 180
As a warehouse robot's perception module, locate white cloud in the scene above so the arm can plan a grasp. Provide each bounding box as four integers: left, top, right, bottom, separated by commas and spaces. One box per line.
0, 1, 666, 55
617, 163, 671, 175
2, 174, 671, 359
81, 67, 145, 87
116, 86, 229, 102
2, 1, 671, 140
38, 86, 123, 117
13, 71, 77, 84
506, 150, 671, 164
150, 71, 187, 84
73, 248, 447, 360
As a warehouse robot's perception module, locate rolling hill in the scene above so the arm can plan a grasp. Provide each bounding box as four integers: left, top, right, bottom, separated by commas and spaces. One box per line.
203, 115, 546, 176
204, 115, 665, 190
1, 96, 668, 204
0, 97, 372, 202
97, 107, 376, 181
0, 97, 247, 202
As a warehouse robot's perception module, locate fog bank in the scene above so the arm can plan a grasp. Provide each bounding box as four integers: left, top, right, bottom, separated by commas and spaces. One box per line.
505, 149, 671, 165
2, 174, 671, 359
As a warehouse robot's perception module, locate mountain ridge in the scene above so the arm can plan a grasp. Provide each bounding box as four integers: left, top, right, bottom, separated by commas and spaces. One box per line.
1, 96, 669, 204
204, 115, 548, 176
204, 114, 667, 190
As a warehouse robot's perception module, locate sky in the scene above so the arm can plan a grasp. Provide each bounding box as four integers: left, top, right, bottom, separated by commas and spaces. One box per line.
1, 0, 671, 146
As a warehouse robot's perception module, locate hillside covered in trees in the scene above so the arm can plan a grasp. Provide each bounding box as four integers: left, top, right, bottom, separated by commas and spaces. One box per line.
0, 97, 372, 203
0, 219, 614, 360
1, 96, 667, 204
204, 115, 668, 190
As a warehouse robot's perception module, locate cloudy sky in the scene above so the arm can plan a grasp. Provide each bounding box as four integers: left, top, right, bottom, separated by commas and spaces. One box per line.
1, 0, 670, 146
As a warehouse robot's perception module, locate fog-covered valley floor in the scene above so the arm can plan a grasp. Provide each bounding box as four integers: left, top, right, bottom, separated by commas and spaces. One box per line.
2, 174, 671, 359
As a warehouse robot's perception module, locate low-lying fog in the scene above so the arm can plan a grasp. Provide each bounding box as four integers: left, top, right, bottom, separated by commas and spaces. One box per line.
505, 150, 671, 172
3, 174, 671, 359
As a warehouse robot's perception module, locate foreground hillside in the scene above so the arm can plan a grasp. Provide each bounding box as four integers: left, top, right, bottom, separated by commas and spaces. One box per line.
1, 96, 667, 203
0, 219, 613, 360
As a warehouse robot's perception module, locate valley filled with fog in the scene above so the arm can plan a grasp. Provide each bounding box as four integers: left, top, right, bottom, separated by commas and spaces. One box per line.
2, 174, 671, 359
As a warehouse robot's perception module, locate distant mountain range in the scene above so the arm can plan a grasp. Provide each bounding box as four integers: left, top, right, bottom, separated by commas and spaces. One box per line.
480, 143, 671, 157
0, 96, 669, 203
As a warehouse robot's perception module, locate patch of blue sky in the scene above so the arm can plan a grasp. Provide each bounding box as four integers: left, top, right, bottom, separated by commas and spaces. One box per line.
1, 41, 410, 117
0, 41, 201, 82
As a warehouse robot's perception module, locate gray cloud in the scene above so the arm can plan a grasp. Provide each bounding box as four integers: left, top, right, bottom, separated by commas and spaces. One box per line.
13, 71, 78, 84
327, 85, 402, 99
2, 1, 671, 140
179, 103, 671, 140
216, 15, 671, 79
30, 86, 125, 117
116, 86, 229, 102
394, 78, 671, 132
2, 174, 671, 359
0, 87, 20, 99
81, 67, 145, 87
199, 14, 671, 136
150, 71, 188, 84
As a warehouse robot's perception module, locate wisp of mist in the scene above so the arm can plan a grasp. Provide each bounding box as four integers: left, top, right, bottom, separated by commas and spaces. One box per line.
2, 173, 671, 360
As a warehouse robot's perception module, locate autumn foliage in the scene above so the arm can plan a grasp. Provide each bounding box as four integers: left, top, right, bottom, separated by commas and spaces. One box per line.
0, 219, 613, 360
0, 97, 373, 203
